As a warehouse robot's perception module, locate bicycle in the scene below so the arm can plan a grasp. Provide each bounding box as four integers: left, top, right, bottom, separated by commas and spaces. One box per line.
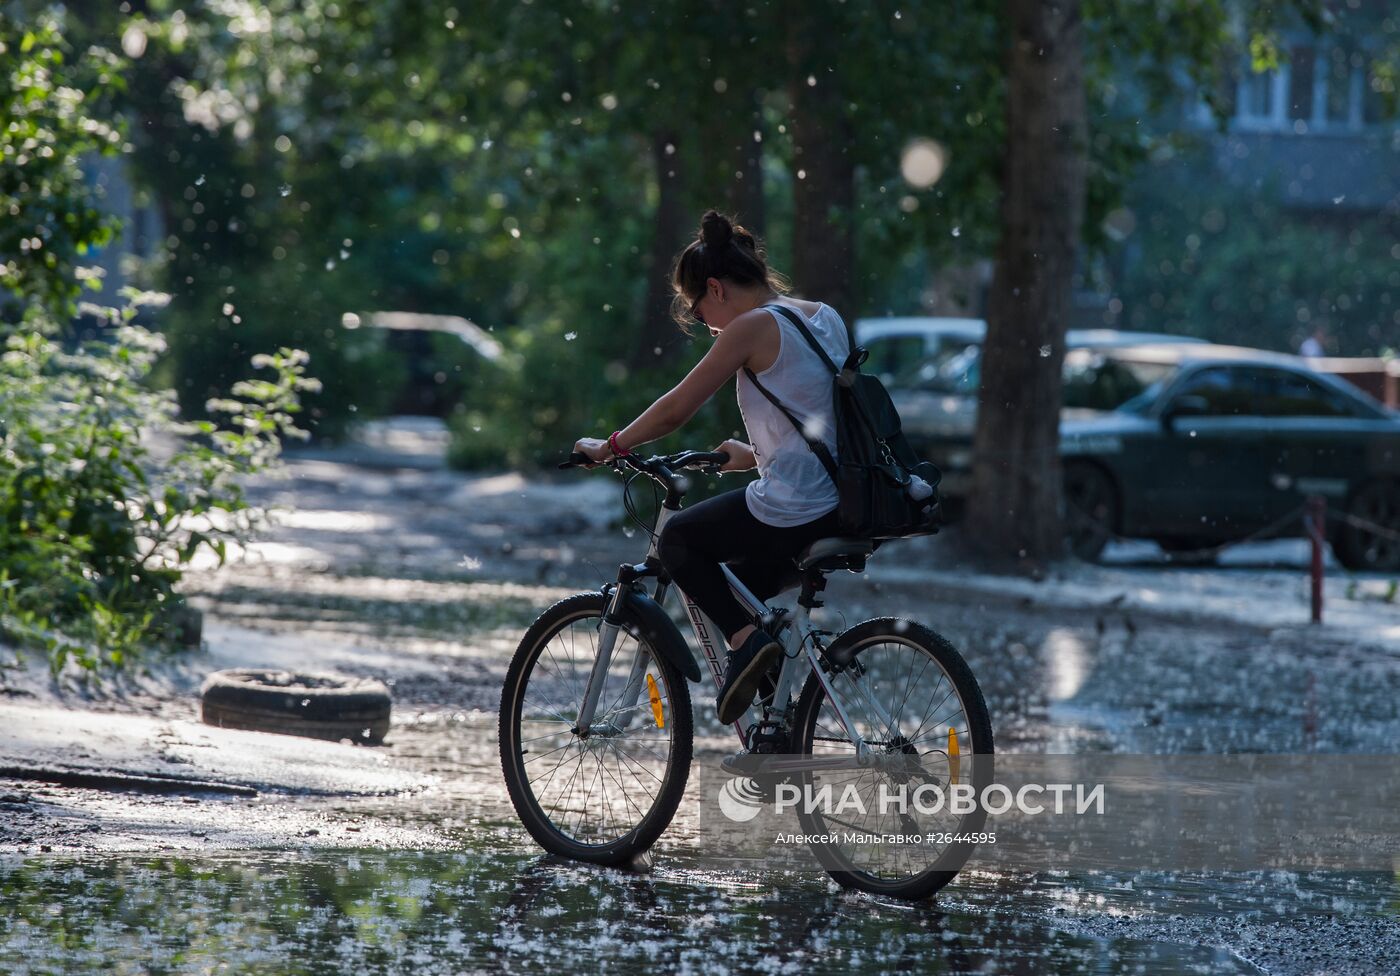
498, 447, 994, 899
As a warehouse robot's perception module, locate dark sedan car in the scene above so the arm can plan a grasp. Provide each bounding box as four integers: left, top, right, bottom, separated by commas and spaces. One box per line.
1056, 344, 1400, 570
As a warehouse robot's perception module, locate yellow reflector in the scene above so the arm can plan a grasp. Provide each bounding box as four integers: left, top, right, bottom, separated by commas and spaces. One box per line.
646, 673, 665, 729
948, 727, 960, 786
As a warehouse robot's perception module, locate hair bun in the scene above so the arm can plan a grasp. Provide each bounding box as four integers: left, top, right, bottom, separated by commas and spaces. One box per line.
700, 209, 733, 249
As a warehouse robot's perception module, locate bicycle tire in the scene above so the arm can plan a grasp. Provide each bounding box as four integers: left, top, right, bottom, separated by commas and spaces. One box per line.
499, 592, 693, 865
791, 617, 994, 900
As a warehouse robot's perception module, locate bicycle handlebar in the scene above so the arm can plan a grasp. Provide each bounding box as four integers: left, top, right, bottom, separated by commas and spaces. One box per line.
665, 449, 731, 470
558, 447, 732, 522
557, 448, 730, 476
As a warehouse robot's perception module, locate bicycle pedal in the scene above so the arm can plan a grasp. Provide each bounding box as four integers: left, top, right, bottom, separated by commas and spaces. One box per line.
720, 724, 791, 777
748, 718, 790, 745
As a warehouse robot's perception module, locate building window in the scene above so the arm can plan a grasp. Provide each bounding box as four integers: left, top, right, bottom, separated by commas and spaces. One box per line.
1229, 41, 1393, 134
1323, 45, 1362, 128
1236, 67, 1285, 128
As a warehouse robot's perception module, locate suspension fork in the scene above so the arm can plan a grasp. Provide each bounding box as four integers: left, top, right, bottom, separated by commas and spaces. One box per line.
608, 572, 686, 731
610, 637, 652, 734
608, 579, 673, 726
573, 583, 629, 736
574, 556, 667, 736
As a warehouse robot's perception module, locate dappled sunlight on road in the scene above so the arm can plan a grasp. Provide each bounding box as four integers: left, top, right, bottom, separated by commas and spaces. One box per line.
271, 509, 397, 532
1044, 628, 1090, 702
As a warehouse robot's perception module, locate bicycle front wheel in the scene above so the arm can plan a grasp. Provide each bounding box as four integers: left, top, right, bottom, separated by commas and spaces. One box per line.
792, 617, 994, 899
499, 592, 693, 865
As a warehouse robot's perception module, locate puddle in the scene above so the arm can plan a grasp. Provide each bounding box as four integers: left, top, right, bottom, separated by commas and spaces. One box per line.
8, 837, 1376, 975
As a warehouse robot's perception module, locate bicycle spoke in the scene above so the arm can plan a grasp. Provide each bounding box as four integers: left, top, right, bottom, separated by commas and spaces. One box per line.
596, 744, 649, 830
542, 745, 589, 825
906, 683, 960, 748
523, 739, 582, 767
521, 696, 575, 726
604, 738, 666, 788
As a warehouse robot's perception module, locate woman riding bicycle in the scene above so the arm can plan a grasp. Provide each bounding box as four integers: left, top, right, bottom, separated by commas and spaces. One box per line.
572, 209, 849, 726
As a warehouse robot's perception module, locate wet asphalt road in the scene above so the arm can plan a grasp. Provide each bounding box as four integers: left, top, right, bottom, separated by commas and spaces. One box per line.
3, 455, 1399, 974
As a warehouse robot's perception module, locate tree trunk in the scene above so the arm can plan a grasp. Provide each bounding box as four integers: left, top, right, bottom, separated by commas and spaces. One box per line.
965, 0, 1088, 571
785, 9, 856, 327
635, 129, 688, 369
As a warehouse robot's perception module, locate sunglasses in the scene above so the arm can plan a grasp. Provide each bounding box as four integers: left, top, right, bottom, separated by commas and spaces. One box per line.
688, 292, 706, 326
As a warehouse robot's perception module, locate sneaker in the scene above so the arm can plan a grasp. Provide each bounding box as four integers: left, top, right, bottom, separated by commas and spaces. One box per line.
716, 629, 783, 725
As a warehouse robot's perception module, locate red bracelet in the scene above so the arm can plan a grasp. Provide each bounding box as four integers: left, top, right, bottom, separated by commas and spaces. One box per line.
608, 431, 631, 457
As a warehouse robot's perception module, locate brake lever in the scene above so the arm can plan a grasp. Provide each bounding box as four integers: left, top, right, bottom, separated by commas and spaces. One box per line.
558, 451, 592, 469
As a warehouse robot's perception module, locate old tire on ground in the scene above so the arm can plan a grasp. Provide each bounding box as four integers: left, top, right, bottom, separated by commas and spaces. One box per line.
200, 669, 392, 744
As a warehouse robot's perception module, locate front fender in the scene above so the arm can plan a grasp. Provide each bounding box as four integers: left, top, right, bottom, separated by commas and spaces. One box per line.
605, 584, 702, 684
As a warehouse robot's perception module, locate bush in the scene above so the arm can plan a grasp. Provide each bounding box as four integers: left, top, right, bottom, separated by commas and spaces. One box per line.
0, 10, 319, 674
0, 290, 319, 672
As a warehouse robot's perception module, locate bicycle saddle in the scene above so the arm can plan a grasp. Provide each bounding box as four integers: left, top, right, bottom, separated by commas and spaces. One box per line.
797, 537, 874, 573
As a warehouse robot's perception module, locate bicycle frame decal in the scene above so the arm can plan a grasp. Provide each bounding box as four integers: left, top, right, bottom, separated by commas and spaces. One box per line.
684, 600, 727, 689
677, 567, 770, 689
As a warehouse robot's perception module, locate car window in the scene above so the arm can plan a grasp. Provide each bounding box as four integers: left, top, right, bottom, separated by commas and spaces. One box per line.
906, 343, 981, 393
1169, 365, 1358, 417
1259, 370, 1356, 417
1168, 366, 1260, 415
863, 336, 927, 386
1062, 353, 1177, 411
1118, 371, 1176, 415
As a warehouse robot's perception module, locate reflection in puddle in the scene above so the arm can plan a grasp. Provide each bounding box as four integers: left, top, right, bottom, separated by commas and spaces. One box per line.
2, 839, 1370, 974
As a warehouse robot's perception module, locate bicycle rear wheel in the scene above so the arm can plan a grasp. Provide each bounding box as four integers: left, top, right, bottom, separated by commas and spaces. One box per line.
791, 617, 994, 899
499, 592, 693, 865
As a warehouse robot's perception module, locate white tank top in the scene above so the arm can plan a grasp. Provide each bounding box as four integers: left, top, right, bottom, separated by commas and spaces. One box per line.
736, 302, 850, 527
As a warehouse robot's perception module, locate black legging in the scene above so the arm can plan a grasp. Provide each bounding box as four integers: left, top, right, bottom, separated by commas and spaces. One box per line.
656, 489, 842, 642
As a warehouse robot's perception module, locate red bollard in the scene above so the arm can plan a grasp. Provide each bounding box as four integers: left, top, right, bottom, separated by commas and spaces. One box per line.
1307, 495, 1325, 624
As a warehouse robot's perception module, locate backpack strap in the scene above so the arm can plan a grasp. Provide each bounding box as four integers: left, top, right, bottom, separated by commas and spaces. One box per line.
740, 303, 855, 485
742, 366, 839, 483
763, 304, 839, 375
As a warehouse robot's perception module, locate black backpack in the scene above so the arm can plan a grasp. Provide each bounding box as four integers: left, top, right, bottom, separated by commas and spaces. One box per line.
744, 304, 943, 540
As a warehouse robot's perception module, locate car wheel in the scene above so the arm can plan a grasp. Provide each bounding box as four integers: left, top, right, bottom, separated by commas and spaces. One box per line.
200, 669, 392, 744
1336, 480, 1400, 573
1063, 462, 1118, 561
